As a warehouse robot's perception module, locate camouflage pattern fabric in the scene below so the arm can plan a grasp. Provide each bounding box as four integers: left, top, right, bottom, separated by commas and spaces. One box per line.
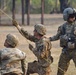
57, 50, 76, 75
50, 22, 76, 75
27, 61, 51, 75
18, 28, 53, 75
34, 24, 46, 35
6, 34, 19, 47
0, 48, 26, 75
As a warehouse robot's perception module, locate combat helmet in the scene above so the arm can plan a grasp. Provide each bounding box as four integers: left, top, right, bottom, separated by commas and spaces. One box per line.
34, 24, 46, 35
6, 34, 19, 47
63, 7, 76, 21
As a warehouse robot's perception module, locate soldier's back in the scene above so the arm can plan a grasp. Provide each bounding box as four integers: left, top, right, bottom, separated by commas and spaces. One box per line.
0, 48, 26, 75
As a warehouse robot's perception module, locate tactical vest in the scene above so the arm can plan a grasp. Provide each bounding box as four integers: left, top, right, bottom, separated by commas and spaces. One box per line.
60, 22, 76, 49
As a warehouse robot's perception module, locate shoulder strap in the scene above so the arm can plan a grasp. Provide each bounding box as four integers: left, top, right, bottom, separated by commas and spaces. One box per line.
61, 23, 66, 35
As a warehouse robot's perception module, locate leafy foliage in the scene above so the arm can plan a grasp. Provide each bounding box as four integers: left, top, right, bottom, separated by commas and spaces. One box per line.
1, 0, 76, 14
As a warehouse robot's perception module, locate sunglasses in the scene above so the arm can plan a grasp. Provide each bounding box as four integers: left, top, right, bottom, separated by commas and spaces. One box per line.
69, 14, 75, 18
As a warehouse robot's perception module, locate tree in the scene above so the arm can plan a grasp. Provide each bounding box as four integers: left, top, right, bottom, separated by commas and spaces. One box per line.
12, 0, 15, 20
25, 0, 29, 13
59, 0, 68, 13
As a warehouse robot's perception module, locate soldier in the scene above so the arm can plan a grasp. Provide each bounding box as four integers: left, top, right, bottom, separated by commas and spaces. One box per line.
13, 22, 53, 75
0, 34, 26, 75
49, 7, 76, 75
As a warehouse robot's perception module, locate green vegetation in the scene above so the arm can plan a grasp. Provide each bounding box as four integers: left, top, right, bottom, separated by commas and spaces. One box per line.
30, 0, 60, 14
1, 0, 76, 14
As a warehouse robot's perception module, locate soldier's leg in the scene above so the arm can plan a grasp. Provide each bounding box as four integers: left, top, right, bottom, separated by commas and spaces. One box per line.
57, 52, 71, 75
38, 66, 51, 75
26, 61, 39, 75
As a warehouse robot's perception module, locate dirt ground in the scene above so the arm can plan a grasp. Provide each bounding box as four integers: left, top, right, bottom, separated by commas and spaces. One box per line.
0, 14, 76, 75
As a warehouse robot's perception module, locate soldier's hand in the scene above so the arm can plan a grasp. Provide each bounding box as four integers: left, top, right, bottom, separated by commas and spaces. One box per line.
68, 42, 75, 49
29, 44, 34, 51
12, 20, 19, 27
49, 37, 52, 41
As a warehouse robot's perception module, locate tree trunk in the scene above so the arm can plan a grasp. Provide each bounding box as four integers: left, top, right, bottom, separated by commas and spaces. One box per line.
12, 0, 15, 20
21, 0, 25, 25
0, 0, 1, 24
25, 0, 30, 25
25, 0, 29, 14
41, 0, 44, 24
59, 0, 68, 13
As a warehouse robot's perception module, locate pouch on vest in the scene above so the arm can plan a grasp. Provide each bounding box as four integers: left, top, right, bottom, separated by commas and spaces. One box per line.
67, 42, 75, 49
67, 35, 76, 50
60, 35, 68, 47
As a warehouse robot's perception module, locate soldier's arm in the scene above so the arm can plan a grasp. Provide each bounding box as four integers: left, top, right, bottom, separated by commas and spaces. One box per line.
13, 20, 36, 42
32, 43, 48, 58
20, 28, 37, 42
49, 26, 62, 41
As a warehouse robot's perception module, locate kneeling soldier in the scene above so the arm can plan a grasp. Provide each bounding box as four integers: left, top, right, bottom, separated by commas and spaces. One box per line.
0, 34, 26, 75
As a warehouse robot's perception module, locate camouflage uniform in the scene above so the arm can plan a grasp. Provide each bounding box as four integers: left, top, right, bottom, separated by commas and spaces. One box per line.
15, 24, 53, 75
49, 8, 76, 75
0, 34, 27, 75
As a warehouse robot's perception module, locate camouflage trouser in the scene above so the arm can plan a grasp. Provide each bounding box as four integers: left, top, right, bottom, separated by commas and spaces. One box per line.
26, 61, 51, 75
57, 50, 76, 75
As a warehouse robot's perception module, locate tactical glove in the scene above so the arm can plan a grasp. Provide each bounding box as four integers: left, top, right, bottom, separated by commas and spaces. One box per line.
67, 42, 75, 49
49, 37, 52, 41
12, 20, 19, 27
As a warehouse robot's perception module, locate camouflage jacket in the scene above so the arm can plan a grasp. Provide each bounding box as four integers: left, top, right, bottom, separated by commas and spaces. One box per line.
0, 48, 26, 75
50, 22, 76, 41
19, 28, 53, 67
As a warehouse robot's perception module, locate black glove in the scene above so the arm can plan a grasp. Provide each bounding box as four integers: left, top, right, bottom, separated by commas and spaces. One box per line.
49, 37, 52, 41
